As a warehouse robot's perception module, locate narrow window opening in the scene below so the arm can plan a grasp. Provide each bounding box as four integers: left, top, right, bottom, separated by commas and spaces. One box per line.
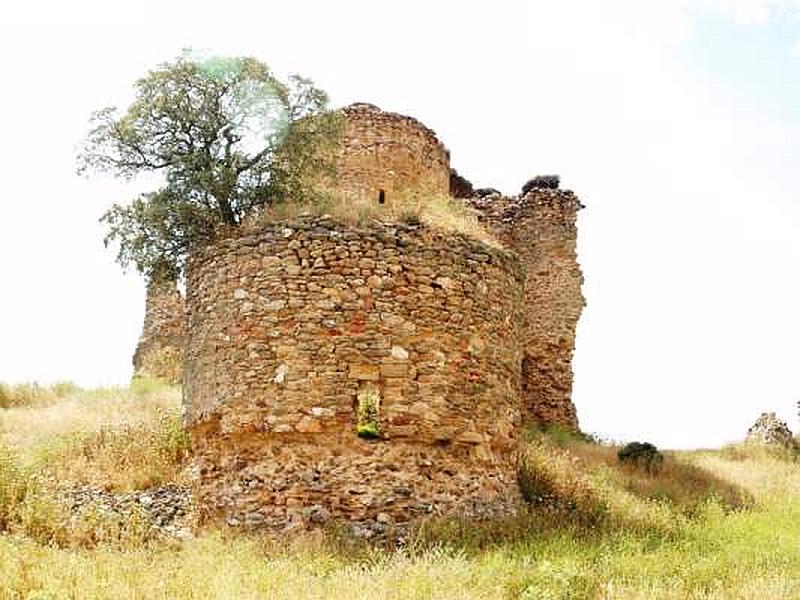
356, 385, 381, 439
378, 189, 386, 204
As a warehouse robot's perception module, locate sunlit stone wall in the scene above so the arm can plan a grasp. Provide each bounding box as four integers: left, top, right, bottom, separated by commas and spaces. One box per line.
183, 216, 524, 528
465, 188, 585, 429
333, 103, 451, 204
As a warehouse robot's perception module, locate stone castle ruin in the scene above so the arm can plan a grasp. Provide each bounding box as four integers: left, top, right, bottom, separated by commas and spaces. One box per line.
333, 103, 451, 202
134, 103, 585, 529
132, 275, 187, 384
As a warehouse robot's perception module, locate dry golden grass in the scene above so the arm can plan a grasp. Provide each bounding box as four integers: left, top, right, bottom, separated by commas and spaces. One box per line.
0, 378, 188, 506
518, 438, 604, 521
5, 389, 800, 598
514, 433, 753, 544
565, 440, 751, 514
0, 380, 81, 408
691, 445, 800, 501
256, 189, 501, 248
0, 379, 189, 548
32, 410, 190, 492
0, 378, 181, 466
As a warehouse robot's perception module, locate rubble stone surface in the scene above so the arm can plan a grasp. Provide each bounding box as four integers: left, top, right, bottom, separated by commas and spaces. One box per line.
67, 484, 192, 539
185, 217, 525, 528
746, 412, 795, 448
132, 277, 187, 383
465, 189, 585, 429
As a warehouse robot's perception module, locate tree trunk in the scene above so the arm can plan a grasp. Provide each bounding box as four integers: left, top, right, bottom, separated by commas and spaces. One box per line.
218, 198, 237, 225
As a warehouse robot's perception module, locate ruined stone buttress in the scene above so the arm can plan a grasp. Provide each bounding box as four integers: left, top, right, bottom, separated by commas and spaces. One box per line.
465, 190, 585, 429
132, 275, 187, 384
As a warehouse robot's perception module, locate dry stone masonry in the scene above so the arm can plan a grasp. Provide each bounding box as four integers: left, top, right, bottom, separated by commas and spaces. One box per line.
130, 102, 586, 529
333, 103, 451, 204
184, 218, 524, 528
465, 189, 585, 428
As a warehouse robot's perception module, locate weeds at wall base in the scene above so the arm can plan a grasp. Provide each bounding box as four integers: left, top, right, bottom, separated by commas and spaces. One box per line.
3, 383, 795, 599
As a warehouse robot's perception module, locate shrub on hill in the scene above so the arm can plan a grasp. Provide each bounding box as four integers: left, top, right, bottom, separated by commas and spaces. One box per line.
618, 441, 664, 473
522, 174, 560, 193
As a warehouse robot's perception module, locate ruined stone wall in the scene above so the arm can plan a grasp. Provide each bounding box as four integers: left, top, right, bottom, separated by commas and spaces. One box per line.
184, 216, 524, 528
466, 189, 585, 429
449, 168, 475, 199
132, 278, 187, 384
334, 103, 451, 204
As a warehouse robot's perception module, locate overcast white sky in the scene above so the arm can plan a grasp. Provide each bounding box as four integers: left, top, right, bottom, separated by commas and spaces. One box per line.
0, 0, 798, 448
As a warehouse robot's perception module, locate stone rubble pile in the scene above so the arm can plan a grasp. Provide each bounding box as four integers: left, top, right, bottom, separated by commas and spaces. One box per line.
67, 484, 193, 539
746, 412, 796, 448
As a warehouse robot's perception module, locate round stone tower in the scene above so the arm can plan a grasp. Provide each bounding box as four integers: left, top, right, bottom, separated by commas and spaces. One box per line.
334, 103, 451, 204
184, 218, 524, 529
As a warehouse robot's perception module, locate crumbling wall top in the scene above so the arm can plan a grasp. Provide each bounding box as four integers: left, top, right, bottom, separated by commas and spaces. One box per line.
332, 103, 452, 203
461, 186, 585, 429
464, 188, 584, 227
132, 277, 187, 383
341, 102, 451, 160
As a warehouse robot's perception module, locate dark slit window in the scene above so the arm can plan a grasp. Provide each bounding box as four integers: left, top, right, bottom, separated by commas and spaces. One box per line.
378, 189, 386, 204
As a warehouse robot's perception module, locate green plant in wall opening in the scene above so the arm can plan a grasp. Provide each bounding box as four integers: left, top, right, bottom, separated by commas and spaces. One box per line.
356, 387, 381, 439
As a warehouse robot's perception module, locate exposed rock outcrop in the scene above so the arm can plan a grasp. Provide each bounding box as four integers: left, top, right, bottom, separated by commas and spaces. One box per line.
746, 412, 795, 448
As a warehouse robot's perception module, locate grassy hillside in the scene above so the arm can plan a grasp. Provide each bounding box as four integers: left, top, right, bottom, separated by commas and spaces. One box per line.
2, 383, 800, 599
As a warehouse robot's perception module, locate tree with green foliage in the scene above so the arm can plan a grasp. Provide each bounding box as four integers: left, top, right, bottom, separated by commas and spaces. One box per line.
79, 53, 342, 279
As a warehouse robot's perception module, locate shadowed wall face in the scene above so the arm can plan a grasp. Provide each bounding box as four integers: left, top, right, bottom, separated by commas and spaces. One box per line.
132, 278, 187, 384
